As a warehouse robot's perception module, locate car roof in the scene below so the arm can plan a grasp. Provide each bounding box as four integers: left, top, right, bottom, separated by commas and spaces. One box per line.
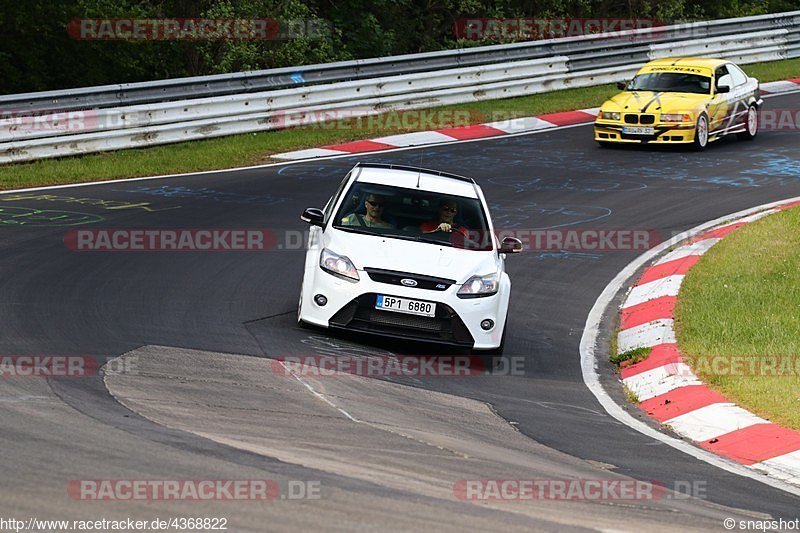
643, 57, 729, 70
351, 163, 480, 199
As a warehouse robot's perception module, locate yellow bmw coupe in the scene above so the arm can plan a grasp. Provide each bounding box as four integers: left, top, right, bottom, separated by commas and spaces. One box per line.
594, 58, 762, 150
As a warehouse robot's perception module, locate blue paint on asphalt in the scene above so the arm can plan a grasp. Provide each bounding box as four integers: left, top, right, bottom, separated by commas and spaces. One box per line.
114, 185, 288, 206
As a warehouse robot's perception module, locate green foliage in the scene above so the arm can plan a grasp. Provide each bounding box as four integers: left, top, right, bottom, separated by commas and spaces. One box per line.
610, 346, 651, 367
0, 0, 798, 93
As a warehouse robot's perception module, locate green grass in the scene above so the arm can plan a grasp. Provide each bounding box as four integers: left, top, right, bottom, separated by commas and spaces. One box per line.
610, 346, 652, 368
0, 57, 798, 190
675, 206, 800, 430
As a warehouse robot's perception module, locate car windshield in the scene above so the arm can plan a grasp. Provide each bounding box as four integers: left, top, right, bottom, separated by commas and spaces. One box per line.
628, 72, 711, 94
332, 181, 493, 251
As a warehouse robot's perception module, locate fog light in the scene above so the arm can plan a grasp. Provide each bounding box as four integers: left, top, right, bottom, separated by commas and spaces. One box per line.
480, 319, 494, 331
314, 294, 328, 306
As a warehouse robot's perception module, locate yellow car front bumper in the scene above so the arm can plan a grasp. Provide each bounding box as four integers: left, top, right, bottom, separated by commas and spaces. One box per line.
594, 121, 697, 144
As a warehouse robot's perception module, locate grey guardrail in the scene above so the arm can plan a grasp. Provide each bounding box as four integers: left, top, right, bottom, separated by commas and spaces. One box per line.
0, 10, 798, 163
2, 10, 798, 116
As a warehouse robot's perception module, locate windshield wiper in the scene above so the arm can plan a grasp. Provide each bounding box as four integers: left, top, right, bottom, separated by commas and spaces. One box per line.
379, 233, 421, 242
412, 235, 455, 247
333, 225, 376, 236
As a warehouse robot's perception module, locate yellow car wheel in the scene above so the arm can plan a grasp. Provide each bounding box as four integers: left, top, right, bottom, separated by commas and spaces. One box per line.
693, 113, 709, 151
737, 105, 758, 141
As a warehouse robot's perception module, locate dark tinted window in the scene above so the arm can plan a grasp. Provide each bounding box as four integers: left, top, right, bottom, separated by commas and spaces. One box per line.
628, 73, 711, 94
333, 182, 493, 251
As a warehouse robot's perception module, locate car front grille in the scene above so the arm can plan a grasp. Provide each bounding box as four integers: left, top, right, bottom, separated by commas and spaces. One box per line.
329, 293, 474, 346
624, 114, 655, 124
368, 309, 443, 331
364, 268, 455, 291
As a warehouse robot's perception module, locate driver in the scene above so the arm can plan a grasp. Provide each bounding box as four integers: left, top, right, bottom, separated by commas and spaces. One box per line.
341, 194, 394, 228
419, 199, 469, 238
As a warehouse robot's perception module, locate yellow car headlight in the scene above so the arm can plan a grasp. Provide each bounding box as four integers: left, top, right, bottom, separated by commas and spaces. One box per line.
601, 111, 621, 121
661, 113, 692, 122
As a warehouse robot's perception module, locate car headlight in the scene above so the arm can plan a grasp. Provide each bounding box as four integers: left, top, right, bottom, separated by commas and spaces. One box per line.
661, 113, 691, 122
457, 272, 499, 298
320, 248, 359, 282
601, 111, 621, 121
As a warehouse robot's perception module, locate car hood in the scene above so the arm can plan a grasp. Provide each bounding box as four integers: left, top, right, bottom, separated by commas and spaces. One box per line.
325, 229, 499, 283
604, 91, 708, 113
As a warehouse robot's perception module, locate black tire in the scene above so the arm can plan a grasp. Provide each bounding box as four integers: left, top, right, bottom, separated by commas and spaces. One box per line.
737, 105, 758, 141
692, 113, 709, 151
597, 141, 613, 149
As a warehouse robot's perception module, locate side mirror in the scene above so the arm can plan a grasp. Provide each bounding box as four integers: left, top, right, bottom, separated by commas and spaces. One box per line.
616, 81, 628, 90
716, 84, 730, 93
301, 207, 325, 227
498, 236, 523, 254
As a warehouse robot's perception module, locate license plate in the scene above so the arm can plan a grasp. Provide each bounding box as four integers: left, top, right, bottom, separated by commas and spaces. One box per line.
375, 295, 436, 317
623, 126, 654, 135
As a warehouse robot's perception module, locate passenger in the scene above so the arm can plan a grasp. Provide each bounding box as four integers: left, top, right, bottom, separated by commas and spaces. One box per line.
341, 194, 393, 228
420, 199, 469, 238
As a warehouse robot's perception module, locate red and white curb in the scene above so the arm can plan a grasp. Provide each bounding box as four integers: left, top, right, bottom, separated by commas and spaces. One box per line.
616, 199, 800, 486
272, 108, 600, 160
272, 77, 800, 161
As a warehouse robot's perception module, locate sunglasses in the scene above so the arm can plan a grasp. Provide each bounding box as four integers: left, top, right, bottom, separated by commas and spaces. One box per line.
440, 205, 457, 212
366, 199, 385, 208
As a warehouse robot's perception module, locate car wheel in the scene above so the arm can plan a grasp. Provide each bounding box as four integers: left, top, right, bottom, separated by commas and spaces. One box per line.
597, 141, 613, 149
692, 113, 709, 151
737, 105, 758, 140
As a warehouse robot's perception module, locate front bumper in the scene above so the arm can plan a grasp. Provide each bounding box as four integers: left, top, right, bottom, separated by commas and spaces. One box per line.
594, 120, 696, 144
299, 266, 509, 350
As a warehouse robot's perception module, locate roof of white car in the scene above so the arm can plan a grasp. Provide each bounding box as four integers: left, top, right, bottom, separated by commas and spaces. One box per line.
352, 164, 479, 199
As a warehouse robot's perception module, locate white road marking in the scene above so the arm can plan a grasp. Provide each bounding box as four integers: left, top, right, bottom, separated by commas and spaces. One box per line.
278, 360, 360, 423
272, 147, 349, 160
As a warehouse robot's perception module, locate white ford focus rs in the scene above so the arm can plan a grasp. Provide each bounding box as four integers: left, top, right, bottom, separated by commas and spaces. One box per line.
297, 162, 521, 355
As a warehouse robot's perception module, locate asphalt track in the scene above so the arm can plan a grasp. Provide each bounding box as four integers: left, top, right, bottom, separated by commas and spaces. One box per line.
1, 90, 799, 530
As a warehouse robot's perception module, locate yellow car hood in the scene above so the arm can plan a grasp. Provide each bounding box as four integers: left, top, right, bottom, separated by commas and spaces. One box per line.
605, 91, 709, 114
